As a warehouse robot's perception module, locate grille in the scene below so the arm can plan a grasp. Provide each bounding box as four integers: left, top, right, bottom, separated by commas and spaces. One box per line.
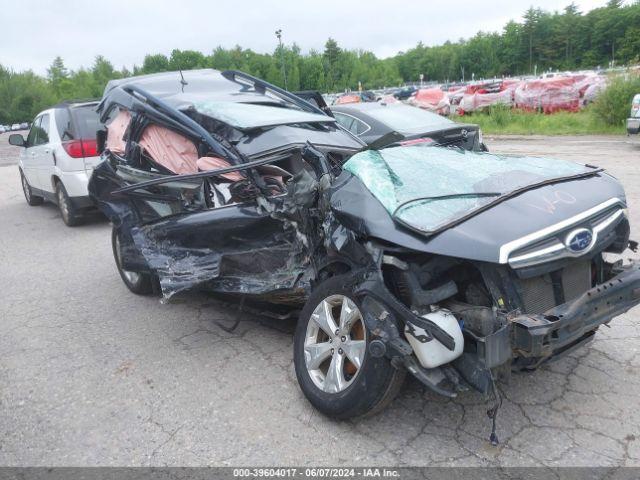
519, 260, 591, 314
505, 202, 625, 269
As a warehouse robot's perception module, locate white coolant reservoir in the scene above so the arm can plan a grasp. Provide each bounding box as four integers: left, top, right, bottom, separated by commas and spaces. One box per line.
405, 309, 464, 369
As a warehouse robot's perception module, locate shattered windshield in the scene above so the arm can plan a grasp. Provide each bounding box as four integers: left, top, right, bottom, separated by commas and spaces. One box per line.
343, 145, 595, 233
193, 101, 334, 129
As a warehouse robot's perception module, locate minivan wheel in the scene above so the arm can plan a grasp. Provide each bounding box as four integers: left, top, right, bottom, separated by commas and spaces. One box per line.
20, 170, 43, 206
55, 182, 81, 226
111, 226, 154, 295
294, 274, 406, 419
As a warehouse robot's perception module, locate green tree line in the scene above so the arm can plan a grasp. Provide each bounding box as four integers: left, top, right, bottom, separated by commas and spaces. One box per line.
1, 0, 639, 124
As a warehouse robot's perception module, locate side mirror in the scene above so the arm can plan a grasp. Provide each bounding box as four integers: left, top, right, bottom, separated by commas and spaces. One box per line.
8, 134, 25, 147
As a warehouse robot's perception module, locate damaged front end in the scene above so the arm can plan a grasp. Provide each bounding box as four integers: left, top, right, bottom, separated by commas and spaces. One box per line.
319, 144, 639, 441
89, 69, 640, 442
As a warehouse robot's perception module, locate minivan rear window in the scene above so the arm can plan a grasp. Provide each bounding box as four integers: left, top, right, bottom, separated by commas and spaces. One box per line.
54, 108, 74, 140
72, 106, 101, 139
55, 106, 101, 140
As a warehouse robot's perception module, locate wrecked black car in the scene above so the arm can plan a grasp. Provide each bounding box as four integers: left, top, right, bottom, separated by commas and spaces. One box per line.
330, 102, 486, 151
89, 69, 640, 439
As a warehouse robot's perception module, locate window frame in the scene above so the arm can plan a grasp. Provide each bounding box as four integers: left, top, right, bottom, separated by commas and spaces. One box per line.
35, 113, 51, 146
26, 116, 42, 147
332, 112, 371, 137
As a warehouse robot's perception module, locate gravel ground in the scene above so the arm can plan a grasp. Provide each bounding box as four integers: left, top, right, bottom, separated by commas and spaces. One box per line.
0, 133, 639, 467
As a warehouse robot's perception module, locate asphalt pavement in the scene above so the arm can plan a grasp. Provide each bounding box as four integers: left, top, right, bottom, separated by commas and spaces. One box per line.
1, 133, 639, 466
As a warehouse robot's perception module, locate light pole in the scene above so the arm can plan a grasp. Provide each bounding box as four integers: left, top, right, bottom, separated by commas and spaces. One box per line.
275, 29, 288, 90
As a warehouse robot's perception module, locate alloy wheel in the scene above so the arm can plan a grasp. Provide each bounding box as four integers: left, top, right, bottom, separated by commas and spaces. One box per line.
304, 294, 366, 393
21, 174, 31, 202
57, 186, 69, 223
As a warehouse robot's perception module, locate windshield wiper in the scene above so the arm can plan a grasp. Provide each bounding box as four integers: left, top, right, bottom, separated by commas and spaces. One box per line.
390, 168, 603, 236
392, 192, 501, 216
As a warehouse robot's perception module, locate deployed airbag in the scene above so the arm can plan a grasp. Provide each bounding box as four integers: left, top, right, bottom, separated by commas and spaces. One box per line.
196, 156, 243, 181
105, 109, 131, 154
139, 125, 199, 174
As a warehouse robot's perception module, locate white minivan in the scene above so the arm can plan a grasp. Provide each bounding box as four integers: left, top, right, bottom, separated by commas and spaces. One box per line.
9, 101, 103, 226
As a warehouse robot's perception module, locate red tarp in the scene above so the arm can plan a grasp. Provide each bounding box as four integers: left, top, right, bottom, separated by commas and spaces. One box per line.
576, 75, 607, 104
380, 94, 399, 104
514, 77, 582, 113
456, 80, 521, 114
445, 75, 607, 115
335, 94, 361, 105
447, 87, 466, 106
410, 88, 451, 115
458, 89, 514, 114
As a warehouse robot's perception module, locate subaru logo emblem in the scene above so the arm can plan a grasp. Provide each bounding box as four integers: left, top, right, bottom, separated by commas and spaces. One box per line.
565, 228, 594, 254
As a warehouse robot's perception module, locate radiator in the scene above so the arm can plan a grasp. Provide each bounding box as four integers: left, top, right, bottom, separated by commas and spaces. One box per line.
518, 261, 591, 314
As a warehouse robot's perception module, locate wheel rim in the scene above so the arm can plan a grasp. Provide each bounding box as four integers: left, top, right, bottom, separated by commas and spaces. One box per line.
304, 294, 366, 393
57, 187, 69, 222
114, 233, 141, 285
21, 174, 31, 201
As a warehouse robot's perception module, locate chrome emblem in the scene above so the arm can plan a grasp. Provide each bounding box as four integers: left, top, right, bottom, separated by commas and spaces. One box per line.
565, 228, 594, 254
461, 129, 468, 138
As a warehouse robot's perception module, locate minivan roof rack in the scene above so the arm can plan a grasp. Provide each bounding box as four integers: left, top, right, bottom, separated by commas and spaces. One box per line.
52, 99, 100, 108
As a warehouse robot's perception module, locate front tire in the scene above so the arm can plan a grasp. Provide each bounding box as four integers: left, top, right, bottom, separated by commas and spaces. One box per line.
294, 274, 406, 419
20, 170, 43, 206
111, 226, 154, 295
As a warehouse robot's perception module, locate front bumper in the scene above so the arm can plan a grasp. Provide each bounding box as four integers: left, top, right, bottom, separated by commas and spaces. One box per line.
511, 261, 640, 363
627, 118, 640, 135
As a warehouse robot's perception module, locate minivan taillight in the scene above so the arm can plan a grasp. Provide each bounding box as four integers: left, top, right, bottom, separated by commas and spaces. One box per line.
62, 139, 98, 158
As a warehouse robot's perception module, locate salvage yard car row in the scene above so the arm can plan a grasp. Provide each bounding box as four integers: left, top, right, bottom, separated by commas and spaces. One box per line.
7, 68, 640, 443
0, 122, 29, 133
330, 70, 620, 116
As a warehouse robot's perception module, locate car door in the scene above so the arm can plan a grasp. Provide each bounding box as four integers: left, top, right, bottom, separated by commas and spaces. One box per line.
31, 112, 54, 193
21, 116, 42, 189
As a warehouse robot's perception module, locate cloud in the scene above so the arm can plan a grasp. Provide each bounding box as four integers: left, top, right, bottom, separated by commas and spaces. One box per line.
0, 0, 608, 75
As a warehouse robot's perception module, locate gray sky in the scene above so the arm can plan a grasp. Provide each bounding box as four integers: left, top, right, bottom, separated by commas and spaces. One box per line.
0, 0, 606, 75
